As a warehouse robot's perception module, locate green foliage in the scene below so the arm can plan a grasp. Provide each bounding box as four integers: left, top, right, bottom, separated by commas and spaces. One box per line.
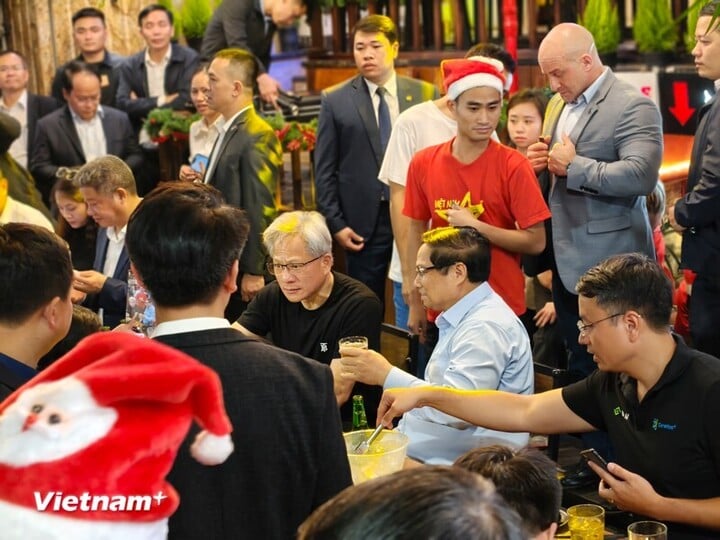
265, 114, 318, 152
633, 0, 678, 53
156, 0, 183, 41
143, 109, 200, 142
180, 0, 213, 39
579, 0, 621, 54
684, 0, 703, 53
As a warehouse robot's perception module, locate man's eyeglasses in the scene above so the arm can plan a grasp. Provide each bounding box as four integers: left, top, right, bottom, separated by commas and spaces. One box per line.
0, 65, 25, 73
266, 254, 324, 275
415, 264, 442, 278
576, 313, 623, 336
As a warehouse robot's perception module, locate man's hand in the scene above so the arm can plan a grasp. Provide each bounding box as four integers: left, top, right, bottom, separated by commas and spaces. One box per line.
257, 73, 281, 109
445, 204, 479, 229
70, 288, 87, 304
330, 358, 354, 406
406, 294, 427, 339
179, 164, 202, 182
337, 347, 392, 386
533, 302, 556, 328
334, 227, 365, 252
667, 201, 686, 233
527, 138, 550, 173
240, 273, 264, 302
73, 270, 108, 294
377, 387, 426, 428
589, 461, 662, 516
548, 133, 576, 177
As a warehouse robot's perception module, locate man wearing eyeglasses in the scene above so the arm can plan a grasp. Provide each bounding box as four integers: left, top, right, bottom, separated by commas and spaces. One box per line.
378, 253, 720, 539
337, 226, 533, 464
30, 61, 142, 207
234, 210, 383, 427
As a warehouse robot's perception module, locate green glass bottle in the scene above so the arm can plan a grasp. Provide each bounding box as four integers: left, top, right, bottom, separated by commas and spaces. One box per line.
352, 395, 369, 430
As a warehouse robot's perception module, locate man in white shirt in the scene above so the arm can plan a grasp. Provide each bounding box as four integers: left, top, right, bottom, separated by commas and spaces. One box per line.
30, 62, 141, 206
72, 156, 142, 328
0, 50, 58, 170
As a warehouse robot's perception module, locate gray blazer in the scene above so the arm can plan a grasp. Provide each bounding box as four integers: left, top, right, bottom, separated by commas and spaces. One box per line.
547, 71, 663, 291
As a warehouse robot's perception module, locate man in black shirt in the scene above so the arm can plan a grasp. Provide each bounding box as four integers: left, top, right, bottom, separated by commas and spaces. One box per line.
51, 7, 124, 108
377, 253, 720, 539
236, 210, 383, 426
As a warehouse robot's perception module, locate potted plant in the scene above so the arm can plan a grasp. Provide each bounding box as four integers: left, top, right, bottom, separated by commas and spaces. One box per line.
579, 0, 621, 66
633, 0, 678, 65
180, 0, 214, 52
143, 108, 200, 181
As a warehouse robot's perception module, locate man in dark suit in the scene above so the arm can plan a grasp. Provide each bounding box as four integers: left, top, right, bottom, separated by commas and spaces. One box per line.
50, 7, 124, 108
30, 61, 142, 207
0, 223, 73, 400
204, 47, 282, 319
0, 50, 59, 171
115, 4, 198, 132
314, 15, 439, 305
670, 0, 720, 358
125, 182, 352, 540
72, 156, 142, 328
200, 0, 309, 106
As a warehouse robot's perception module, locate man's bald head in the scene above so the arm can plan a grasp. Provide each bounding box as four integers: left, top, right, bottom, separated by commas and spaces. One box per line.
539, 23, 597, 61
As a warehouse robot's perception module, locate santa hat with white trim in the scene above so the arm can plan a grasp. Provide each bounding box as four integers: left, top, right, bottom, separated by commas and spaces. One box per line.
442, 55, 507, 100
0, 332, 233, 530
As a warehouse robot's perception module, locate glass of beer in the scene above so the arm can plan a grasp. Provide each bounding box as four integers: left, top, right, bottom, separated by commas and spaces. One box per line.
627, 521, 668, 540
567, 504, 604, 540
338, 336, 368, 353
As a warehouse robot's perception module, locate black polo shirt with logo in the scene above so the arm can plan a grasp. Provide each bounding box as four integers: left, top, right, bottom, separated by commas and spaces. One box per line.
562, 336, 720, 539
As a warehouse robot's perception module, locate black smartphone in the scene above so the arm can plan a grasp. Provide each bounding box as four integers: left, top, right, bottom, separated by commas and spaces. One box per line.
580, 448, 609, 472
191, 153, 209, 173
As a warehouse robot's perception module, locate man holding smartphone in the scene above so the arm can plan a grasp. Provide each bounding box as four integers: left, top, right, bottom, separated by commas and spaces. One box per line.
378, 253, 720, 539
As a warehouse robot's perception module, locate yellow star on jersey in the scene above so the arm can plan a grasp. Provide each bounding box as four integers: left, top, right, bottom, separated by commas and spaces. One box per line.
435, 191, 485, 221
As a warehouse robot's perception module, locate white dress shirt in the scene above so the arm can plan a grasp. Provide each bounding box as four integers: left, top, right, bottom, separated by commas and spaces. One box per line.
70, 106, 107, 162
0, 90, 28, 167
102, 225, 126, 278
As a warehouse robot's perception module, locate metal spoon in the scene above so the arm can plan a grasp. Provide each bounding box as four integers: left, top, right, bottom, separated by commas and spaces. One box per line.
353, 425, 384, 454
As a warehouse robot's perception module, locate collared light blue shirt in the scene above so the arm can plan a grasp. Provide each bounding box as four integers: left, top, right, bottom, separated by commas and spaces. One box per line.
384, 282, 534, 464
556, 67, 609, 139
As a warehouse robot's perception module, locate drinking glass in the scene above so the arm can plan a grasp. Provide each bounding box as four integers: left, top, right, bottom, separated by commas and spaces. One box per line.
627, 521, 668, 540
338, 336, 368, 353
567, 504, 604, 540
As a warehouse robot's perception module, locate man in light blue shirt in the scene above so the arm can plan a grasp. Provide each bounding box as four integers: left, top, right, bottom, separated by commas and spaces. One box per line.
338, 226, 534, 463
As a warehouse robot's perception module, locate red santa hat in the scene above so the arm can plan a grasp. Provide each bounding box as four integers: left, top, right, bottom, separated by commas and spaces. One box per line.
442, 56, 506, 100
0, 332, 233, 528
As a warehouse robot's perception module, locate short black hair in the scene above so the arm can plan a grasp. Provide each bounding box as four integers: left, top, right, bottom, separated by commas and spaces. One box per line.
575, 253, 673, 330
0, 49, 28, 69
422, 226, 491, 283
0, 223, 73, 325
465, 42, 517, 74
126, 182, 249, 307
72, 7, 106, 25
298, 466, 527, 540
61, 60, 101, 93
138, 3, 173, 27
455, 445, 562, 535
352, 14, 398, 45
213, 48, 257, 90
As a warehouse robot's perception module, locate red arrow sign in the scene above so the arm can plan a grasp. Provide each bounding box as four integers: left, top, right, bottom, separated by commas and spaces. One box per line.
669, 81, 695, 126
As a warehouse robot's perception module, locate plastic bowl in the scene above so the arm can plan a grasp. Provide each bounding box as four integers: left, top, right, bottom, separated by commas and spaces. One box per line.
343, 429, 409, 484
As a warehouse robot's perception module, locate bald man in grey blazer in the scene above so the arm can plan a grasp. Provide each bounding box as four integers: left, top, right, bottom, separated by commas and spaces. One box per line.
526, 23, 662, 475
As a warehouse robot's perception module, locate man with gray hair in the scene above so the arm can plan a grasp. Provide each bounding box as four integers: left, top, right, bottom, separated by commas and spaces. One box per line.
72, 155, 141, 327
235, 210, 382, 426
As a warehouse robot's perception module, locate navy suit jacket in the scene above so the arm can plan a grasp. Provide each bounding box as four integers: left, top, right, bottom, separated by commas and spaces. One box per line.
29, 105, 142, 204
314, 74, 439, 239
26, 93, 60, 158
155, 328, 352, 540
675, 93, 720, 275
85, 229, 130, 328
200, 0, 273, 73
116, 43, 198, 130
